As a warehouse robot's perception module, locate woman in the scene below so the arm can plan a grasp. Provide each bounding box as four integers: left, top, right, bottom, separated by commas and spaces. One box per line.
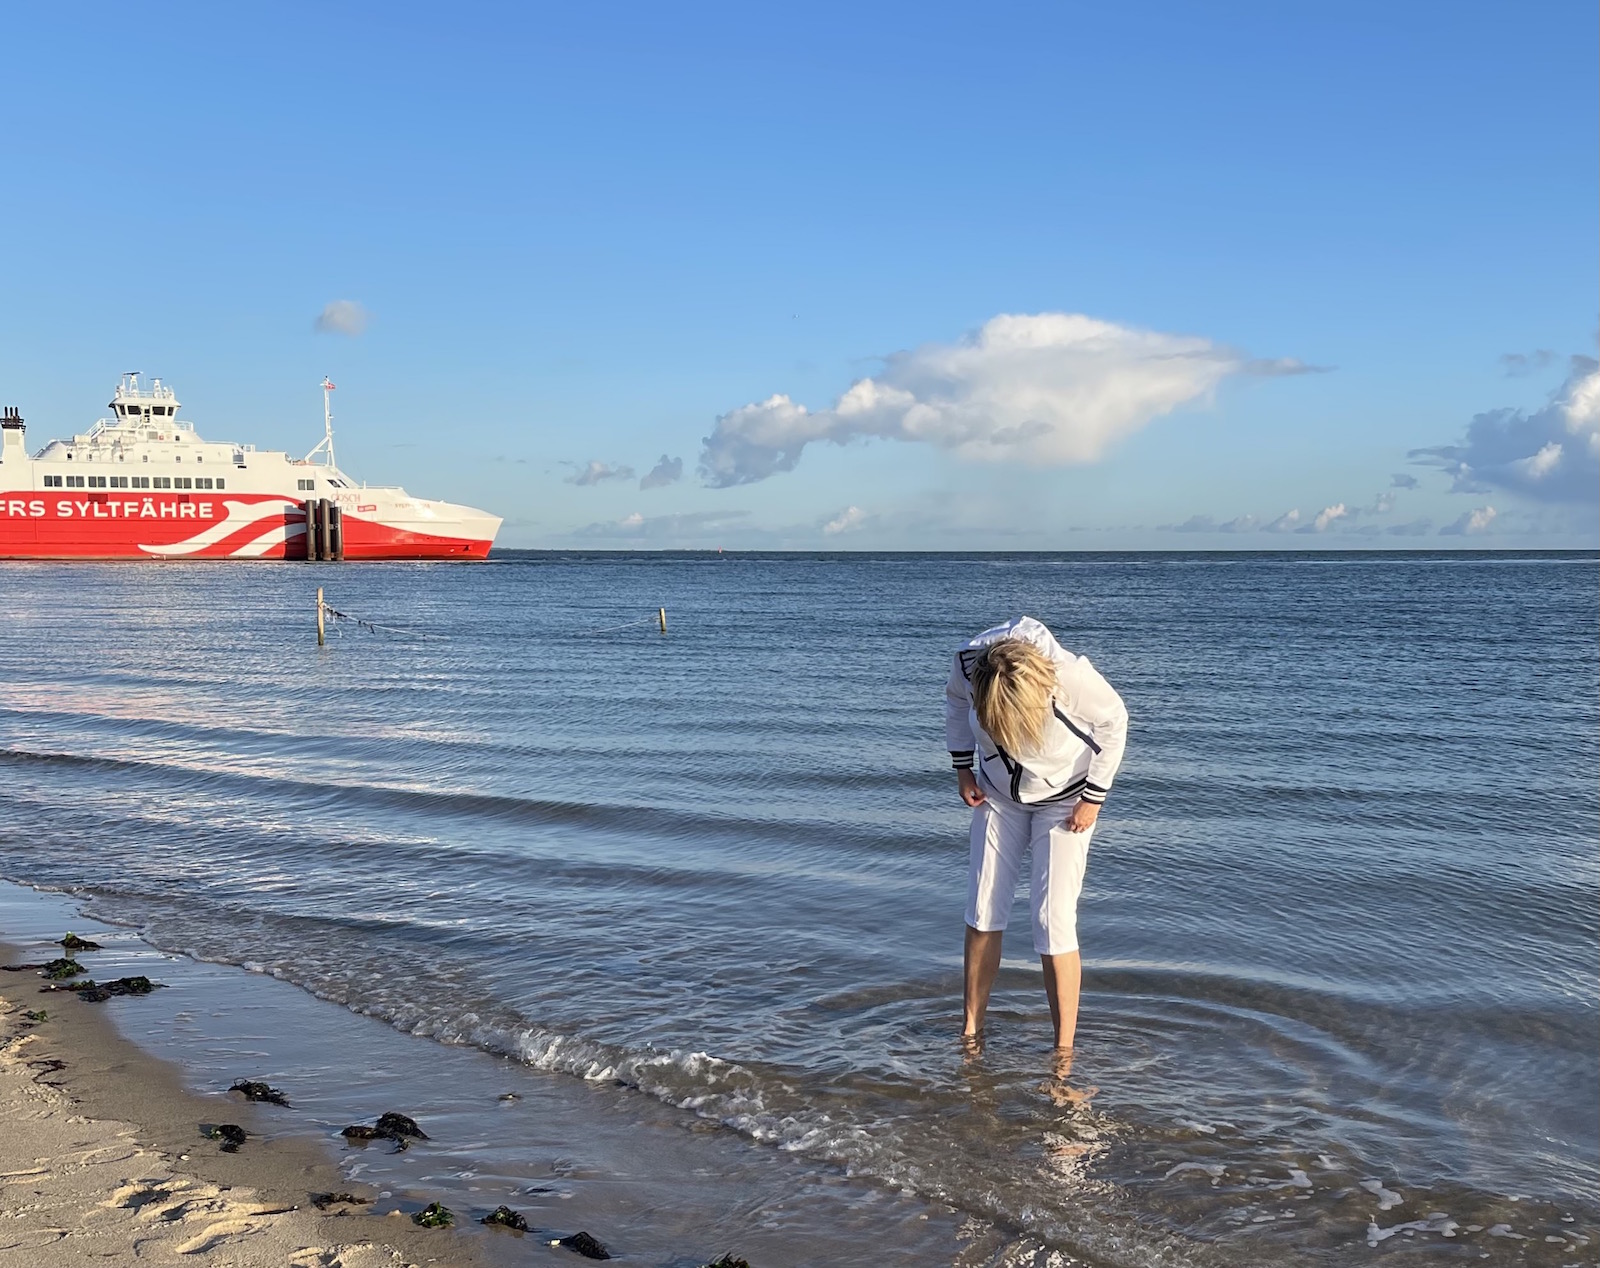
944, 616, 1129, 1051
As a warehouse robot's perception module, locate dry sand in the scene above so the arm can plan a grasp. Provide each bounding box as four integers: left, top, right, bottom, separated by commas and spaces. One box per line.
0, 953, 492, 1268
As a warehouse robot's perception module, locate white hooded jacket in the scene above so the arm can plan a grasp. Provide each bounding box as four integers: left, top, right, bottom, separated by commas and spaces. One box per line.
944, 616, 1129, 806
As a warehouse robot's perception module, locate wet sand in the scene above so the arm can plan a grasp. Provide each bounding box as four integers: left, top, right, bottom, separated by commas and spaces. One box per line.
0, 942, 495, 1267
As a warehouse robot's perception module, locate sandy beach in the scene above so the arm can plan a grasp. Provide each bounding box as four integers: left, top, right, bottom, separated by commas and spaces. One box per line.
0, 943, 488, 1268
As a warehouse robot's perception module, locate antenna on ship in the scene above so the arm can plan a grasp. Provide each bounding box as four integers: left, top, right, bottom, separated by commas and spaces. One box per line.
303, 377, 338, 471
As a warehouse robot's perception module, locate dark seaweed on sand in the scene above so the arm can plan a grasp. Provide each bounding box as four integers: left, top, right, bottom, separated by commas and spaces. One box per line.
41, 958, 85, 980
558, 1230, 611, 1259
413, 1201, 455, 1228
312, 1191, 373, 1209
51, 975, 160, 1002
483, 1205, 528, 1230
230, 1079, 291, 1106
702, 1256, 753, 1268
207, 1124, 248, 1152
58, 933, 103, 951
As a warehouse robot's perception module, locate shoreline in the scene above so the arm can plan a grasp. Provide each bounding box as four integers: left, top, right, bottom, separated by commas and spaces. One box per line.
0, 884, 973, 1267
0, 938, 492, 1268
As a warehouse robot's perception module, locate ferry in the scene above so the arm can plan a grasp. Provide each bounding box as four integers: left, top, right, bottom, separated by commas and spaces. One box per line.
0, 375, 500, 560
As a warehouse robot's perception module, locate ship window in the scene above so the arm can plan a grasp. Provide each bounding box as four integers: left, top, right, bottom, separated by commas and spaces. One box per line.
174, 477, 192, 489
153, 477, 171, 489
152, 406, 166, 416
215, 478, 225, 490
196, 478, 212, 490
111, 476, 128, 488
297, 478, 315, 491
132, 476, 149, 489
44, 475, 61, 488
67, 475, 84, 488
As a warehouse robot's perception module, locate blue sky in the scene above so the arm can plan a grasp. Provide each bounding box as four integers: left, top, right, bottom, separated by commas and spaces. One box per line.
1, 1, 1594, 548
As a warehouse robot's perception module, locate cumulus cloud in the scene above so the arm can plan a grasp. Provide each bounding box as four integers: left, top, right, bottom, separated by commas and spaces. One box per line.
1296, 503, 1349, 533
1368, 491, 1396, 514
1390, 473, 1419, 490
566, 460, 636, 486
1440, 505, 1497, 536
1264, 509, 1302, 533
698, 312, 1316, 486
1411, 359, 1599, 503
639, 455, 683, 489
822, 505, 868, 535
314, 300, 369, 336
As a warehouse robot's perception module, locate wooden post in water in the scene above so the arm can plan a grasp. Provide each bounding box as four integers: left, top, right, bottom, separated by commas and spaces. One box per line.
316, 587, 326, 646
658, 607, 667, 634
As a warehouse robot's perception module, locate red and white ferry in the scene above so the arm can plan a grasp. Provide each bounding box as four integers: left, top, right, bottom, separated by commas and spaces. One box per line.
0, 375, 500, 560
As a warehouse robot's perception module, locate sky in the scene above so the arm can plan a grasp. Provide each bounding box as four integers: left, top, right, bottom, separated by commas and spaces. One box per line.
0, 1, 1594, 549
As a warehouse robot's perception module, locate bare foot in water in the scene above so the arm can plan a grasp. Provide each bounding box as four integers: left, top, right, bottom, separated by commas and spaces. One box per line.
1041, 1046, 1099, 1108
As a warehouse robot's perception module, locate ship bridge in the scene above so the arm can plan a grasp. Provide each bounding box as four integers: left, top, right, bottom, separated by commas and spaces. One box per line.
103, 373, 190, 442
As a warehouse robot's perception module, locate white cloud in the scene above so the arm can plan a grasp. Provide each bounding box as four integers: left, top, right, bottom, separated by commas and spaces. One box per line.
1265, 509, 1302, 533
639, 455, 683, 489
314, 299, 369, 336
822, 505, 868, 535
1299, 502, 1348, 533
1412, 359, 1599, 503
1368, 491, 1396, 514
566, 460, 636, 486
1440, 505, 1497, 536
698, 311, 1316, 486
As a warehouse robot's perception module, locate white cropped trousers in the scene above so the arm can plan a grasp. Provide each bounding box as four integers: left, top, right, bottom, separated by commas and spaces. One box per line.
965, 787, 1095, 956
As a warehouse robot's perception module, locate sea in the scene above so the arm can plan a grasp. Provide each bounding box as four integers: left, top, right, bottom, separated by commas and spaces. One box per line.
0, 551, 1595, 1267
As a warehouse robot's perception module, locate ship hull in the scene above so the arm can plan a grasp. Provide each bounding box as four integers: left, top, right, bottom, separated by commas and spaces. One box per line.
0, 492, 495, 561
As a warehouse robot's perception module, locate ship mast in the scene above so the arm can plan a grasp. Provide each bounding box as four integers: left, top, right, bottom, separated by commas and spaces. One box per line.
303, 377, 338, 471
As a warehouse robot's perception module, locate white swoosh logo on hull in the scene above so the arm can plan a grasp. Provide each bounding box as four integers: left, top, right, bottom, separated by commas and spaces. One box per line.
138, 500, 300, 557
231, 522, 306, 558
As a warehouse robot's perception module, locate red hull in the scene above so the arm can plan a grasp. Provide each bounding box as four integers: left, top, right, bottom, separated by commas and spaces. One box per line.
0, 492, 491, 561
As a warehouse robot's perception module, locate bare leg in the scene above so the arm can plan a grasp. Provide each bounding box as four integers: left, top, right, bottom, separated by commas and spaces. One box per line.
1040, 950, 1082, 1050
962, 926, 1005, 1037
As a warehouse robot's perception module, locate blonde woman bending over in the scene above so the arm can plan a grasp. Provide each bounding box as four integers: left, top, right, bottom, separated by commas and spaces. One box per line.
945, 617, 1129, 1051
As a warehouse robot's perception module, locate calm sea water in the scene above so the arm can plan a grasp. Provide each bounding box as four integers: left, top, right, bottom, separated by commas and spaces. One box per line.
0, 552, 1595, 1266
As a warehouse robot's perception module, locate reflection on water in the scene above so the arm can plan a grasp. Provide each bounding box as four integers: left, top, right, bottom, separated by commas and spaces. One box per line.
0, 551, 1595, 1266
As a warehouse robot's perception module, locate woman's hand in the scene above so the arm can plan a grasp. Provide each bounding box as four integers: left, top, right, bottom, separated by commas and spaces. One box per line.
1065, 799, 1100, 833
958, 769, 987, 807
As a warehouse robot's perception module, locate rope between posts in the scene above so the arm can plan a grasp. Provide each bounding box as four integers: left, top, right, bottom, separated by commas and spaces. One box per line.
574, 613, 665, 637
320, 602, 445, 640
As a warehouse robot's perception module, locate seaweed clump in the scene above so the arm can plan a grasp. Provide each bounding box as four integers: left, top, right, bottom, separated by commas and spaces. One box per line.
312, 1191, 373, 1210
483, 1205, 528, 1231
64, 976, 159, 1003
375, 1111, 428, 1140
557, 1230, 612, 1260
42, 958, 85, 980
413, 1202, 455, 1229
207, 1124, 248, 1152
340, 1110, 428, 1151
702, 1257, 752, 1268
58, 933, 103, 951
230, 1079, 291, 1106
